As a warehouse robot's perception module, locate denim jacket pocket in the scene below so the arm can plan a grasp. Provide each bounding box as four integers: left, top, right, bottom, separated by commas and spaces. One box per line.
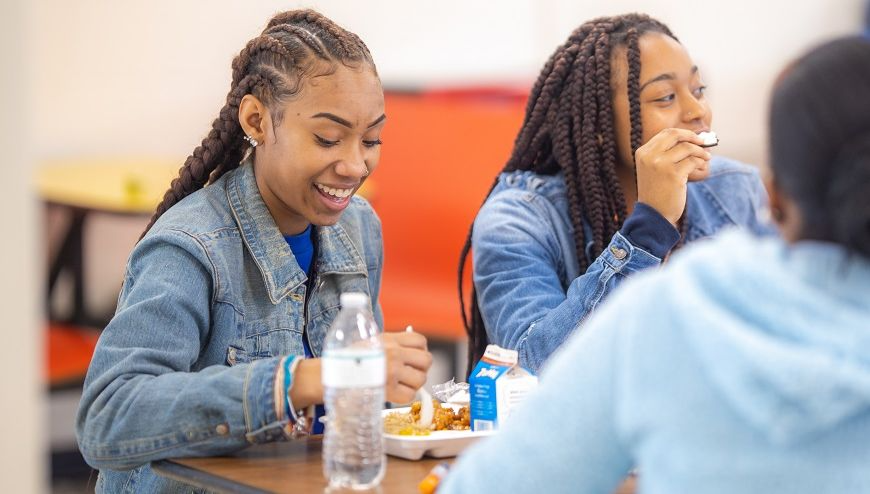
308, 293, 341, 328
227, 323, 303, 365
310, 302, 340, 325
309, 273, 371, 320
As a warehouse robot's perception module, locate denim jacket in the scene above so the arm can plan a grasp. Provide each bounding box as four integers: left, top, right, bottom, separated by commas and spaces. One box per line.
76, 162, 383, 493
472, 156, 773, 373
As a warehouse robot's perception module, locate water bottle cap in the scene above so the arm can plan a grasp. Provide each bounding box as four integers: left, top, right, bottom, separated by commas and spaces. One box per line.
340, 292, 370, 309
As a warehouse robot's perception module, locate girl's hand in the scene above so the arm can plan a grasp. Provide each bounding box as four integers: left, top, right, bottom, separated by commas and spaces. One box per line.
634, 128, 712, 226
382, 330, 433, 404
287, 331, 432, 408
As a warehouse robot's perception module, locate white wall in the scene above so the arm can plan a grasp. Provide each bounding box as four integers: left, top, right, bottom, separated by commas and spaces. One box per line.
538, 0, 863, 167
1, 0, 45, 491
30, 0, 863, 164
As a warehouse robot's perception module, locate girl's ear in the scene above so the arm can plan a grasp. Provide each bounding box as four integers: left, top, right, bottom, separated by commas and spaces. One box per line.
239, 94, 268, 144
764, 170, 802, 242
766, 175, 785, 224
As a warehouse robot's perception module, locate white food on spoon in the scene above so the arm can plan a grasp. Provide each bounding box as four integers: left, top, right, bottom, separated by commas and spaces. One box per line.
405, 325, 434, 428
698, 130, 719, 147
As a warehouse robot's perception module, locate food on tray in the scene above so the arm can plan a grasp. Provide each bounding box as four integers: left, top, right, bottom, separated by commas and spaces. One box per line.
383, 400, 471, 436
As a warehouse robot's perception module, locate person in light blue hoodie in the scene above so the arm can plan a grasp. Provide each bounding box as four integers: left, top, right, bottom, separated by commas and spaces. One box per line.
441, 35, 870, 493
459, 14, 773, 375
76, 10, 432, 492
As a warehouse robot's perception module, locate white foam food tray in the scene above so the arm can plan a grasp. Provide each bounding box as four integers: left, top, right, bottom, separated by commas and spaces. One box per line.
383, 405, 495, 460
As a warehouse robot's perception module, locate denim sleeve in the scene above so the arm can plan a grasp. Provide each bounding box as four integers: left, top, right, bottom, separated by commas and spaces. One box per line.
473, 191, 674, 373
76, 229, 288, 471
439, 285, 633, 494
369, 210, 385, 329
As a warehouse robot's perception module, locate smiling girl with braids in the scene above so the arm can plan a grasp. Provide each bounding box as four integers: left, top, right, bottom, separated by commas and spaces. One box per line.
461, 13, 773, 374
76, 10, 431, 491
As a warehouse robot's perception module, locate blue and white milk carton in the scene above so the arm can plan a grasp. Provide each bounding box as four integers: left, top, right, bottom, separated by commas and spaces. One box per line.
469, 344, 538, 431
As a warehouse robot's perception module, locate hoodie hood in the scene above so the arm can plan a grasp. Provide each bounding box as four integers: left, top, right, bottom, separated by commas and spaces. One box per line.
668, 229, 870, 444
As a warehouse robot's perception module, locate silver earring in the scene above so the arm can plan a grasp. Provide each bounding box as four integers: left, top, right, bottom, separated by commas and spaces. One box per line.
243, 135, 258, 147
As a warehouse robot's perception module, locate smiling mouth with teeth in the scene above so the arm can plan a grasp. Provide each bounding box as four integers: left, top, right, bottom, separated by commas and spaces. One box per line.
315, 183, 354, 199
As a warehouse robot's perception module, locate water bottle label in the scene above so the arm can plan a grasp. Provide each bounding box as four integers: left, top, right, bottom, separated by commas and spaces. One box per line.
322, 349, 386, 388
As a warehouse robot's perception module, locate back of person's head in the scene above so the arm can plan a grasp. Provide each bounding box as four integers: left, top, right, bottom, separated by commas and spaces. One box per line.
769, 36, 870, 258
459, 13, 679, 373
142, 9, 375, 237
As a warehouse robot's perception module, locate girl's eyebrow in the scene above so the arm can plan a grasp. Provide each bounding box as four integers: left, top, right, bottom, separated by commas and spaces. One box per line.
639, 66, 698, 91
310, 112, 387, 129
367, 114, 387, 128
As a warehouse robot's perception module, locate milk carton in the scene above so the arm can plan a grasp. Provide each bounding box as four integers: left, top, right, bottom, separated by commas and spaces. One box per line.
469, 344, 538, 431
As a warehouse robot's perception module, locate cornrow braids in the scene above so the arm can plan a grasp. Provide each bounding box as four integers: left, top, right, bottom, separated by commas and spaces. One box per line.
141, 9, 374, 238
460, 14, 676, 374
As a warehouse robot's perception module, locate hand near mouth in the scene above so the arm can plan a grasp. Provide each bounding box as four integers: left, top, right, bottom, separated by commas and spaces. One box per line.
634, 127, 713, 226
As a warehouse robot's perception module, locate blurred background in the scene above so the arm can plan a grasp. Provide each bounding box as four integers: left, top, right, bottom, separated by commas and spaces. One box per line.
2, 0, 865, 491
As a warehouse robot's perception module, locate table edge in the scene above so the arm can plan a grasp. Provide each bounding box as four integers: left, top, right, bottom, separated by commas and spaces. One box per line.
151, 459, 272, 494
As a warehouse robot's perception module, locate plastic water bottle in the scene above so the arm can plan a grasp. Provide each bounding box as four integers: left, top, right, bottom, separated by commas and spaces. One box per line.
322, 292, 386, 490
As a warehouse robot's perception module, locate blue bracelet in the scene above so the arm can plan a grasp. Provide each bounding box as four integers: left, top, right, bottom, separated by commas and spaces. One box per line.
283, 356, 296, 420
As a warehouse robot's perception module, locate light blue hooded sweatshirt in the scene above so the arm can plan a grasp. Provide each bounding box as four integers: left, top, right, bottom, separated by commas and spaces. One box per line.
440, 229, 870, 494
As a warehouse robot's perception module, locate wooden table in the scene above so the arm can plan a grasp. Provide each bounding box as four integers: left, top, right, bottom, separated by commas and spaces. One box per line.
152, 437, 441, 493
152, 437, 637, 493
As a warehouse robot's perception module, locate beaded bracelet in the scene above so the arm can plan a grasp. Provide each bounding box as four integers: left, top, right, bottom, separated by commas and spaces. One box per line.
282, 356, 313, 439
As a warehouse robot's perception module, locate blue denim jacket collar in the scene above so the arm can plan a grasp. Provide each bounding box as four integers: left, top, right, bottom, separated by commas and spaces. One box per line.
685, 173, 735, 241
521, 169, 723, 260
472, 156, 774, 372
576, 183, 724, 260
228, 162, 367, 304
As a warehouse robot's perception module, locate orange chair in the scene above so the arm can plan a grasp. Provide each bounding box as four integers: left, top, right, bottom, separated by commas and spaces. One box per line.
373, 89, 527, 373
45, 323, 100, 479
46, 322, 100, 390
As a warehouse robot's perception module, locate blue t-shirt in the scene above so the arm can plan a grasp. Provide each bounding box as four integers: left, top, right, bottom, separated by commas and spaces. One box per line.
282, 224, 325, 433
283, 224, 314, 275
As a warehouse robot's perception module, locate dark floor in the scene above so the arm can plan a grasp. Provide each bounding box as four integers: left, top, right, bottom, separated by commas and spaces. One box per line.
53, 475, 94, 494
51, 451, 96, 493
